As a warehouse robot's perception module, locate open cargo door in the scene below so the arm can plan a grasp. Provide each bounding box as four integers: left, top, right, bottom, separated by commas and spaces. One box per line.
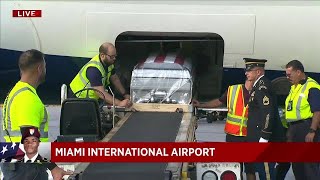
114, 31, 225, 102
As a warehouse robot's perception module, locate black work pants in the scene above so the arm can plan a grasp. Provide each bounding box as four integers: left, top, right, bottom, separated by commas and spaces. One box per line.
274, 127, 291, 180
225, 133, 246, 143
275, 162, 291, 180
225, 134, 247, 180
287, 119, 320, 180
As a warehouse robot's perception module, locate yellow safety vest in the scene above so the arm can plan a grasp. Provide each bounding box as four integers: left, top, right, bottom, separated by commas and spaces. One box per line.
225, 84, 248, 136
285, 77, 320, 122
2, 81, 49, 142
278, 107, 288, 128
70, 55, 114, 99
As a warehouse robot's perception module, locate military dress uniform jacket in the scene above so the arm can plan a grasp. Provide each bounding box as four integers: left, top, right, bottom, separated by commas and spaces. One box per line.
247, 76, 285, 142
14, 154, 51, 180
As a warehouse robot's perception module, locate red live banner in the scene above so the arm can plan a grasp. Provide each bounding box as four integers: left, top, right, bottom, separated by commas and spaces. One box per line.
12, 10, 42, 17
51, 142, 320, 163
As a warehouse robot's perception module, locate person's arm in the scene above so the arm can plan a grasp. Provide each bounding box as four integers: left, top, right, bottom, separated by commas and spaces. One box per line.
38, 162, 73, 180
87, 67, 127, 106
305, 88, 320, 142
42, 162, 57, 170
110, 74, 129, 99
256, 85, 274, 142
91, 85, 119, 104
193, 90, 226, 108
198, 99, 223, 108
49, 165, 73, 180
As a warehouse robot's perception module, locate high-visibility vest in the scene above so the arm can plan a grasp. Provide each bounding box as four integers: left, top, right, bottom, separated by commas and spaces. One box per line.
70, 55, 114, 99
285, 77, 320, 122
225, 84, 248, 136
2, 81, 49, 142
279, 107, 288, 128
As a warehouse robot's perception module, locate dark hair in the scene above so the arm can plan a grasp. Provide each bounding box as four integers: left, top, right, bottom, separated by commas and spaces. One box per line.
18, 49, 44, 71
285, 60, 304, 73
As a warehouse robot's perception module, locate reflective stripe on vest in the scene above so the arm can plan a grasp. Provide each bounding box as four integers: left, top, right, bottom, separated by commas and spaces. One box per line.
3, 87, 48, 140
285, 77, 320, 122
226, 115, 248, 126
225, 84, 248, 136
70, 55, 114, 99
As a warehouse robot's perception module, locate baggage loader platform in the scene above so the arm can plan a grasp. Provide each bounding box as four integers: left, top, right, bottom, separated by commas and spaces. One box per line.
69, 104, 196, 180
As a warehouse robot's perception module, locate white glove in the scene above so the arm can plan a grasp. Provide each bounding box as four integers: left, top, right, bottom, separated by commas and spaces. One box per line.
259, 137, 268, 143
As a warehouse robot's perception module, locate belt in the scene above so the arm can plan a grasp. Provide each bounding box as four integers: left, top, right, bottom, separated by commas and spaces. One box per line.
288, 118, 311, 126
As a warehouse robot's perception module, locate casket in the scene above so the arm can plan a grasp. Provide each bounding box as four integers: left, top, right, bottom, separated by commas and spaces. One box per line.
130, 52, 193, 104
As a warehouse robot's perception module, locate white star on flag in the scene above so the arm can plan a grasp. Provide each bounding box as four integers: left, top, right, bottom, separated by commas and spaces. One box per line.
0, 143, 24, 162
11, 143, 17, 149
1, 145, 8, 155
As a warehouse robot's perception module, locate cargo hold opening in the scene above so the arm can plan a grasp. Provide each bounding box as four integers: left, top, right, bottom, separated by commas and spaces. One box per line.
114, 31, 224, 102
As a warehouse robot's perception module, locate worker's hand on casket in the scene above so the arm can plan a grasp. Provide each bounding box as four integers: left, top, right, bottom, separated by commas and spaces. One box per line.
192, 99, 200, 107
118, 99, 132, 108
123, 94, 130, 100
126, 99, 133, 107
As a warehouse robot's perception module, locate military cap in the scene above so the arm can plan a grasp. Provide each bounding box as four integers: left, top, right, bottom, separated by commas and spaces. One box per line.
21, 127, 41, 143
244, 58, 267, 71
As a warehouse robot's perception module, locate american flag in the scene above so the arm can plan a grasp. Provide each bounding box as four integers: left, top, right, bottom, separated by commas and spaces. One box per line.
0, 143, 25, 162
138, 52, 192, 72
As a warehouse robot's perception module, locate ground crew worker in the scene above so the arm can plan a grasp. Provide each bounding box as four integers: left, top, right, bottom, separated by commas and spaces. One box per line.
244, 58, 285, 180
193, 79, 253, 180
193, 79, 253, 141
70, 42, 131, 107
1, 49, 72, 180
285, 60, 320, 180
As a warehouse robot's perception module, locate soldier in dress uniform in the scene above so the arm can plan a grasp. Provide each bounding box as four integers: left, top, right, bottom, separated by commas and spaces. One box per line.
15, 127, 55, 180
243, 58, 286, 180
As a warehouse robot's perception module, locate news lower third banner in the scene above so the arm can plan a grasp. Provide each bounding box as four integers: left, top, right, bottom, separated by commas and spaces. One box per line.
51, 142, 320, 163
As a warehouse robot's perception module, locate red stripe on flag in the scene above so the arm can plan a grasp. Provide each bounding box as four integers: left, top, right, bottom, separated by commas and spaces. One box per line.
51, 142, 320, 163
174, 54, 184, 65
154, 54, 166, 63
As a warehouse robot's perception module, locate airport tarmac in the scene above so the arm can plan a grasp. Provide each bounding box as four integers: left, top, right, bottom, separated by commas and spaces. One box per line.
1, 105, 295, 180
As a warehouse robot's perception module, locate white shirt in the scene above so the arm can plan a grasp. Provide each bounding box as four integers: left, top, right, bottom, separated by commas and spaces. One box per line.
24, 152, 39, 163
253, 75, 265, 87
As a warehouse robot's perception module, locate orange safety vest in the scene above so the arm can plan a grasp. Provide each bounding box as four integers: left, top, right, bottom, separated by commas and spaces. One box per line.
224, 84, 248, 136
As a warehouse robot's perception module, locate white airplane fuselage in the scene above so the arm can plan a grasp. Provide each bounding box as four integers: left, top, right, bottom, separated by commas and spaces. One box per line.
1, 1, 319, 97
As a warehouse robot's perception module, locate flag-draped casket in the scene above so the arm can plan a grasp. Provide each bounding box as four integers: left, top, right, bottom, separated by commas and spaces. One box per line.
130, 52, 193, 104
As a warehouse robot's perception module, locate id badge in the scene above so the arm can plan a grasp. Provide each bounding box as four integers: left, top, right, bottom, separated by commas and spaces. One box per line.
287, 100, 293, 111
